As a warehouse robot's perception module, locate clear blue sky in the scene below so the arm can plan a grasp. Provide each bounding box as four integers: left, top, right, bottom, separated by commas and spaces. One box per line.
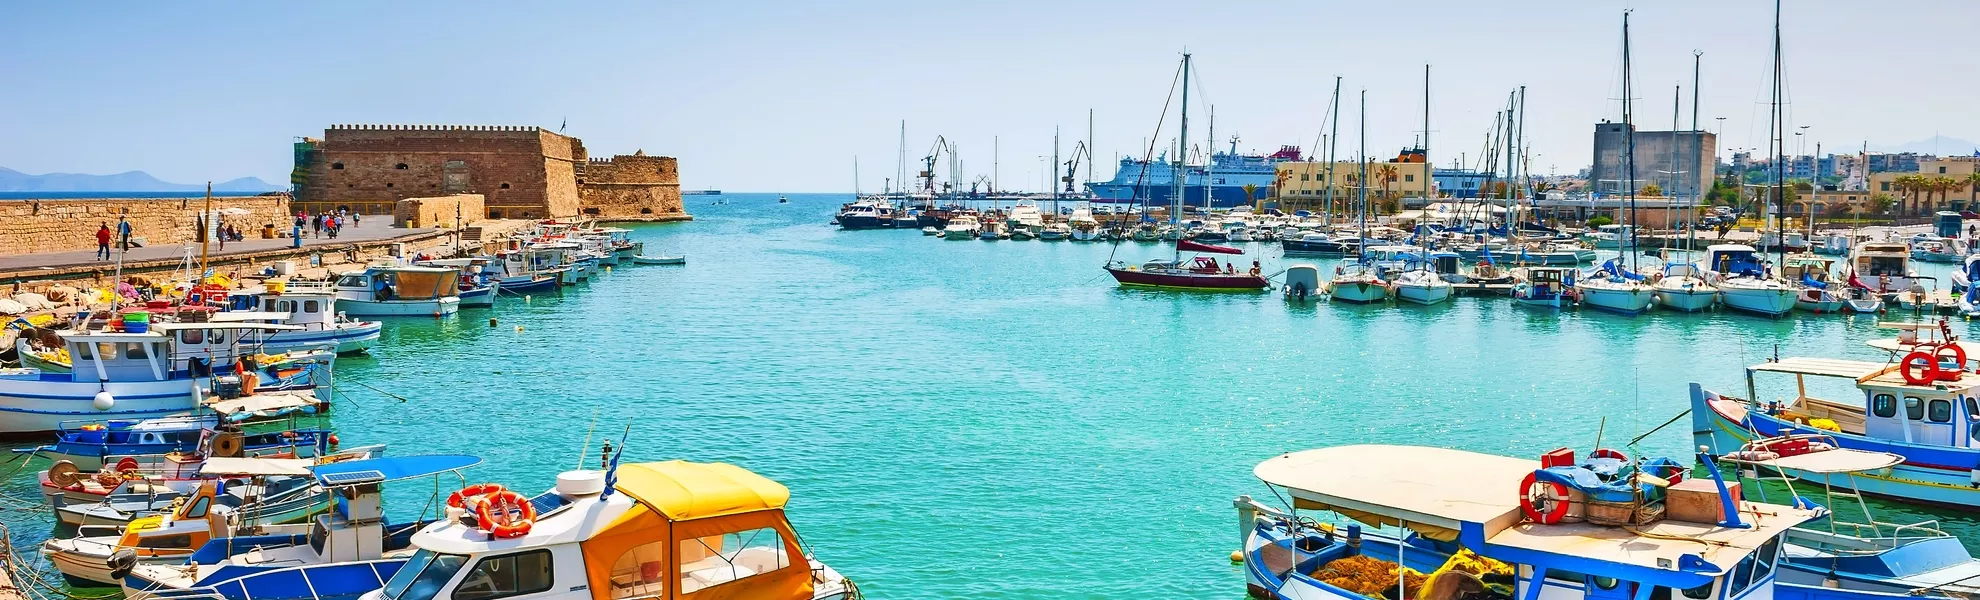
3, 1, 1975, 192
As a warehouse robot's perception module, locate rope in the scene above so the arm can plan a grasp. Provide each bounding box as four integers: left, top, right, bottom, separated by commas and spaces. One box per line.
345, 379, 409, 403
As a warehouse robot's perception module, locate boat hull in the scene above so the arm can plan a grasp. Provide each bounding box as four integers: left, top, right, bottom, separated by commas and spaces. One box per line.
455, 284, 498, 308
266, 323, 381, 355
1392, 282, 1452, 305
0, 378, 203, 436
1690, 384, 1980, 508
1328, 279, 1389, 303
837, 214, 889, 230
1578, 286, 1656, 315
1719, 286, 1799, 317
1106, 267, 1268, 291
333, 297, 460, 317
1655, 286, 1719, 312
497, 275, 558, 295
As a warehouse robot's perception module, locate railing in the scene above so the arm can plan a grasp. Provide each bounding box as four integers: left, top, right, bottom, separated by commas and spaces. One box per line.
283, 280, 336, 293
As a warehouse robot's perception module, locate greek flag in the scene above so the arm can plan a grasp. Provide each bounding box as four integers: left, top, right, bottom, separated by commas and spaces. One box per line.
601, 443, 626, 499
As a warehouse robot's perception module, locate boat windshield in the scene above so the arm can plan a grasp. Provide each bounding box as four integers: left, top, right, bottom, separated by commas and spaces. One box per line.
381, 549, 471, 600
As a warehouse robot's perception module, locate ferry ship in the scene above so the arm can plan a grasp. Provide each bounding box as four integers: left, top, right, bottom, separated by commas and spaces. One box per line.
1086, 143, 1300, 208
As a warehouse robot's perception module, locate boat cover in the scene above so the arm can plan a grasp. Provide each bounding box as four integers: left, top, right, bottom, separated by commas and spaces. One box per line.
1177, 239, 1244, 255
311, 454, 480, 486
1254, 445, 1535, 541
200, 457, 315, 476
1530, 456, 1685, 503
1721, 447, 1902, 475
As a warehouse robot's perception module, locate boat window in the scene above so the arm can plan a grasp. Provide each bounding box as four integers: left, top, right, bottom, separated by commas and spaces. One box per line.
679, 527, 788, 593
1593, 577, 1620, 590
95, 343, 118, 360
338, 275, 368, 287
304, 300, 321, 313
183, 495, 211, 518
1679, 582, 1716, 600
125, 343, 149, 359
264, 299, 277, 311
1905, 396, 1926, 420
1543, 569, 1588, 585
381, 550, 470, 600
1930, 399, 1954, 423
134, 534, 192, 549
609, 541, 667, 599
1872, 394, 1897, 418
453, 549, 554, 600
181, 330, 204, 344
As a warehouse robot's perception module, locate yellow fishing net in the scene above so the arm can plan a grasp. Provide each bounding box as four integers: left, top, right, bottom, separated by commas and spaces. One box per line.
1315, 555, 1427, 598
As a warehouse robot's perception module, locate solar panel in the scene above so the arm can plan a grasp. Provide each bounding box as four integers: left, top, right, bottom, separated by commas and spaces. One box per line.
320, 469, 386, 486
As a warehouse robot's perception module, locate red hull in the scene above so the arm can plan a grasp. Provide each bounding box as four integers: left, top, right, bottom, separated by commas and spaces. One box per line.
1105, 267, 1269, 290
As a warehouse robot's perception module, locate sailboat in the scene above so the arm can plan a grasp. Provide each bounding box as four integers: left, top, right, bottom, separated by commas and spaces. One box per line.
1655, 54, 1720, 312
1103, 53, 1269, 292
1574, 15, 1656, 315
1328, 90, 1391, 304
1710, 0, 1802, 318
1388, 67, 1453, 306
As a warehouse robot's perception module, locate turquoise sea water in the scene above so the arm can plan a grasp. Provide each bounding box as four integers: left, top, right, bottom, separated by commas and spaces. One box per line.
6, 192, 1977, 597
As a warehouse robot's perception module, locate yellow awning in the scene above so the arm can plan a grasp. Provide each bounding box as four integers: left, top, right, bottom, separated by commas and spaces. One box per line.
612, 461, 790, 521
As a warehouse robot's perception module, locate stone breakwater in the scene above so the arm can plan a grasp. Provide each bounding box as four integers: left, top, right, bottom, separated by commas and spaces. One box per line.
1, 196, 292, 255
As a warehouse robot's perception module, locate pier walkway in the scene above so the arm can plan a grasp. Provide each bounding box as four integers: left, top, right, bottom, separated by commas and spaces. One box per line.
0, 220, 442, 284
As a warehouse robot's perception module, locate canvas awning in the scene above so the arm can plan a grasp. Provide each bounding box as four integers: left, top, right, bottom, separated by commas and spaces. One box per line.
1721, 447, 1903, 475
200, 457, 314, 476
1254, 445, 1535, 541
204, 390, 323, 417
1748, 357, 1886, 380
612, 460, 790, 521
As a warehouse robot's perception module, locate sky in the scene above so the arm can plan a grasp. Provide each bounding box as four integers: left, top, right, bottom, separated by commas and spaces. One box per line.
3, 1, 1977, 192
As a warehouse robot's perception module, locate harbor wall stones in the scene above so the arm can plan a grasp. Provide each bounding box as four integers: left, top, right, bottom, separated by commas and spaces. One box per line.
394, 194, 485, 229
297, 124, 688, 222
576, 153, 687, 221
0, 195, 291, 255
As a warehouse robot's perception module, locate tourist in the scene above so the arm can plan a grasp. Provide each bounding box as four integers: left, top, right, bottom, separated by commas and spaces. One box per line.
116, 216, 132, 251
351, 212, 360, 226
312, 213, 324, 238
217, 219, 227, 250
94, 222, 111, 260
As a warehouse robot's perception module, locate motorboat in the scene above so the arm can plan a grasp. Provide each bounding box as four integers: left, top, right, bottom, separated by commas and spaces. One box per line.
1582, 223, 1632, 249
56, 457, 329, 528
28, 408, 329, 472
38, 434, 379, 512
942, 214, 981, 240
1510, 266, 1573, 308
1365, 246, 1450, 306
332, 265, 462, 317
226, 285, 382, 354
1235, 443, 1841, 600
978, 220, 1009, 240
1281, 231, 1355, 255
630, 255, 686, 265
1813, 232, 1856, 256
1327, 263, 1388, 304
1105, 251, 1268, 292
412, 257, 502, 308
1910, 235, 1966, 263
888, 210, 921, 229
1653, 261, 1719, 312
1782, 254, 1848, 314
1847, 241, 1919, 299
1760, 230, 1810, 253
834, 199, 893, 229
1953, 254, 1980, 293
921, 226, 939, 236
1039, 222, 1072, 240
1705, 245, 1798, 317
1575, 259, 1656, 315
1068, 208, 1103, 241
1283, 264, 1322, 302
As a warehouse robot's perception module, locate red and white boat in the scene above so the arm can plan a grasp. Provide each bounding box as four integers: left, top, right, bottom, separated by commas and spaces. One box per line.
1104, 239, 1269, 291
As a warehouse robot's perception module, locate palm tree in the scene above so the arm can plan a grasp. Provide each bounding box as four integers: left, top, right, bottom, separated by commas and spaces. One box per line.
1375, 164, 1399, 212
1967, 171, 1980, 210
1895, 175, 1921, 215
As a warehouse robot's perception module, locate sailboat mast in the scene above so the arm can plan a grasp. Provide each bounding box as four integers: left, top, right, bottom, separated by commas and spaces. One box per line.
1515, 86, 1527, 201
897, 121, 906, 198
1326, 76, 1342, 225
1087, 108, 1094, 201
1053, 126, 1061, 215
1423, 65, 1432, 209
1621, 11, 1639, 270
1206, 106, 1215, 213
1173, 53, 1191, 239
1770, 0, 1787, 270
1358, 89, 1368, 246
1691, 51, 1702, 254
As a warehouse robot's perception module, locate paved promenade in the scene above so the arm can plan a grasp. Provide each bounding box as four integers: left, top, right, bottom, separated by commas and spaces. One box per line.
0, 220, 441, 283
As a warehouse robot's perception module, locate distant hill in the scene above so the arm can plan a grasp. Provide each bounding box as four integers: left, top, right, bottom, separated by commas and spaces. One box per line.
0, 167, 283, 193
1870, 135, 1980, 156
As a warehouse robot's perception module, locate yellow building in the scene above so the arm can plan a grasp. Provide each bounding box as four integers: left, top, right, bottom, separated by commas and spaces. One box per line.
1867, 157, 1980, 214
1274, 160, 1430, 213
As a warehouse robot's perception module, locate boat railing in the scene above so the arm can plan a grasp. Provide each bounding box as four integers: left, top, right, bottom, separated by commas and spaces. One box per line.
283, 280, 337, 293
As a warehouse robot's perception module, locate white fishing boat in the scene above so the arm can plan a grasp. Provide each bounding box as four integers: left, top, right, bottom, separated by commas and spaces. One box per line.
942, 214, 981, 240
332, 265, 461, 317
1069, 208, 1103, 241
1328, 263, 1389, 304
1510, 266, 1573, 308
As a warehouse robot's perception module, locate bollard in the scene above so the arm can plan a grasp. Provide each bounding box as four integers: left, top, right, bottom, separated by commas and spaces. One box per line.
488, 318, 498, 327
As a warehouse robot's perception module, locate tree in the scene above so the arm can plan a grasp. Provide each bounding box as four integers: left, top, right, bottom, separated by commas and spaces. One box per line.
1871, 193, 1895, 215
1894, 175, 1921, 214
1640, 183, 1663, 197
1967, 172, 1980, 208
1589, 214, 1615, 227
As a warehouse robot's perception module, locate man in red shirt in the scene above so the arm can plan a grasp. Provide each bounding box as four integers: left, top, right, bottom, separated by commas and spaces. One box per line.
95, 223, 111, 260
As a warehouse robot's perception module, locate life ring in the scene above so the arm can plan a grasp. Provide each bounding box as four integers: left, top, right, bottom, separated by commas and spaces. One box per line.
1589, 448, 1628, 462
474, 490, 536, 539
448, 483, 505, 509
1901, 351, 1940, 386
1519, 472, 1571, 525
209, 431, 244, 458
1935, 343, 1968, 376
115, 456, 140, 474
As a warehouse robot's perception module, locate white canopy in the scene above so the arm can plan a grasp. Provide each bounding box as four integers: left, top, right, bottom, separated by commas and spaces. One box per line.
199, 457, 314, 476
1254, 445, 1534, 540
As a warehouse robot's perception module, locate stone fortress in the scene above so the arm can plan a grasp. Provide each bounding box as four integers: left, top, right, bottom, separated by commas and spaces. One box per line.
293, 124, 688, 222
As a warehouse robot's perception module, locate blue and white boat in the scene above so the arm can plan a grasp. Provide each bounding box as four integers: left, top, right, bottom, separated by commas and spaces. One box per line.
28, 409, 330, 472
1087, 143, 1303, 207
487, 247, 562, 295
1691, 338, 1980, 508
333, 266, 462, 317
413, 258, 502, 308
57, 456, 332, 528
120, 454, 482, 600
1705, 245, 1799, 317
222, 286, 382, 354
0, 323, 332, 436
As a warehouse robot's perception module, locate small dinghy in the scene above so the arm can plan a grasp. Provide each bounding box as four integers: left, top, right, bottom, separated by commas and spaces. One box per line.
630, 255, 686, 265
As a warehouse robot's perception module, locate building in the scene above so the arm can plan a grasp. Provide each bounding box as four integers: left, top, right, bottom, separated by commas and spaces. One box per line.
1867, 152, 1930, 174
294, 124, 686, 221
1432, 168, 1493, 199
1589, 122, 1716, 198
1273, 156, 1430, 213
1730, 151, 1755, 173
1867, 156, 1980, 214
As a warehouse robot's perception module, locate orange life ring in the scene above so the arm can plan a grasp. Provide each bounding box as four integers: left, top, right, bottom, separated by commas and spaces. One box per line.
1901, 351, 1940, 386
474, 490, 535, 539
1519, 472, 1571, 525
1934, 344, 1968, 377
447, 483, 505, 509
115, 456, 140, 473
1589, 448, 1628, 462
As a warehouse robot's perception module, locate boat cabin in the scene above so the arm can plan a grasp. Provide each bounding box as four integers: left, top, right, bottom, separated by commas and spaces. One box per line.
1851, 243, 1915, 291
1779, 256, 1837, 287
336, 266, 461, 303
1239, 445, 1814, 600
1735, 354, 1980, 449
1705, 245, 1768, 278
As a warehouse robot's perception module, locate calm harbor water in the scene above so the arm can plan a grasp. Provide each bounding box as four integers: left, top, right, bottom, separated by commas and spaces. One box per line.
6, 192, 1976, 597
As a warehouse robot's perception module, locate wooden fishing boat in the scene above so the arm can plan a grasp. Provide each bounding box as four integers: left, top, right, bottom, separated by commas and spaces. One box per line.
630, 255, 687, 265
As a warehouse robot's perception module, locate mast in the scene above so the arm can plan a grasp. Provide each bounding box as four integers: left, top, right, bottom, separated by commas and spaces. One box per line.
994, 136, 999, 198
854, 156, 860, 198
1175, 52, 1191, 239
200, 182, 212, 276
1358, 89, 1369, 253
1326, 76, 1342, 225
1671, 84, 1681, 252
1514, 86, 1527, 221
1087, 108, 1094, 201
1621, 11, 1639, 271
1690, 51, 1702, 257
1770, 0, 1787, 271
897, 121, 906, 199
1052, 126, 1061, 215
1423, 65, 1432, 219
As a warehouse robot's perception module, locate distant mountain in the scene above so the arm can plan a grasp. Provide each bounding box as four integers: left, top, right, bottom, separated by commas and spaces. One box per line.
1869, 135, 1980, 156
0, 167, 282, 193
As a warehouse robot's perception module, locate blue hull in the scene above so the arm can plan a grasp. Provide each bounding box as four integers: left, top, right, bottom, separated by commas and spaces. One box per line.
1088, 183, 1269, 208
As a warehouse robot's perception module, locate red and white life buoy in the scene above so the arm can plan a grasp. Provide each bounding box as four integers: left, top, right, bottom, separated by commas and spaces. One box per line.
474, 490, 535, 539
1589, 448, 1628, 462
447, 483, 505, 509
1519, 472, 1571, 525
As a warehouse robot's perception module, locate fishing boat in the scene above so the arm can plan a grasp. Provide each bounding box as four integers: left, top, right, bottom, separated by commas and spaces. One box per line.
120, 454, 481, 599
55, 456, 330, 528
1069, 208, 1103, 241
834, 199, 894, 229
978, 220, 1008, 240
226, 285, 382, 354
1847, 243, 1918, 300
1782, 255, 1847, 314
1235, 441, 1827, 600
124, 459, 857, 600
1510, 267, 1573, 308
1909, 236, 1965, 263
332, 265, 462, 317
413, 257, 503, 308
28, 405, 329, 472
630, 255, 686, 265
1691, 327, 1980, 507
38, 433, 378, 510
1576, 259, 1656, 315
0, 323, 332, 436
1106, 240, 1268, 291
1284, 264, 1322, 302
1705, 245, 1798, 317
1654, 262, 1719, 312
942, 214, 981, 240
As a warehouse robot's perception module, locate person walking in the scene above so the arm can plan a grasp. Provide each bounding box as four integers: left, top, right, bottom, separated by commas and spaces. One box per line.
217, 218, 227, 250
326, 214, 339, 239
116, 215, 132, 252
94, 222, 111, 260
312, 213, 323, 239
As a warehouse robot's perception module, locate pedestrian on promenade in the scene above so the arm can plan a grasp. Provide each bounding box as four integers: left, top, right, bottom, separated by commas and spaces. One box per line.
116, 216, 132, 251
217, 218, 227, 250
95, 223, 111, 260
351, 212, 360, 226
326, 215, 340, 239
312, 213, 324, 238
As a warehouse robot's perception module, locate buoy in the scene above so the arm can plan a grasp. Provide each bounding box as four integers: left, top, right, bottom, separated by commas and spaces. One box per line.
1230, 550, 1244, 563
488, 318, 498, 327
328, 434, 340, 446
514, 325, 524, 332
524, 295, 532, 303
92, 391, 116, 411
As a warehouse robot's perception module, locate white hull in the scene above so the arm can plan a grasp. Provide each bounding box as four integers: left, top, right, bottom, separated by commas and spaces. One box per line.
1328, 279, 1389, 303
1795, 294, 1848, 314
1393, 282, 1453, 305
0, 377, 201, 435
1653, 281, 1718, 312
1578, 285, 1656, 314
265, 323, 381, 355
1071, 229, 1102, 241
45, 536, 187, 586
334, 296, 460, 317
1719, 285, 1799, 316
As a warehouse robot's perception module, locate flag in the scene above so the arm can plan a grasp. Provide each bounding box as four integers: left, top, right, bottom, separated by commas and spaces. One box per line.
599, 427, 630, 498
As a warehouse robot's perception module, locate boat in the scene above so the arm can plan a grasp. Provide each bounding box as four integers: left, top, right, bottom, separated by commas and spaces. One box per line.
1068, 208, 1103, 241
1365, 246, 1451, 306
1909, 235, 1965, 263
1235, 441, 1834, 600
28, 406, 330, 472
1575, 259, 1656, 315
227, 285, 383, 354
411, 258, 502, 308
1654, 261, 1720, 312
1582, 223, 1632, 249
921, 226, 939, 236
38, 433, 379, 512
1105, 242, 1268, 291
1284, 264, 1322, 302
124, 458, 857, 600
1327, 263, 1389, 304
888, 210, 921, 229
56, 456, 330, 528
1282, 231, 1357, 255
1510, 266, 1573, 308
120, 454, 482, 599
1691, 326, 1980, 507
332, 265, 462, 317
1782, 254, 1848, 314
942, 214, 981, 240
1039, 222, 1071, 240
1845, 288, 1885, 314
1009, 225, 1036, 241
1705, 245, 1798, 317
1006, 203, 1045, 239
1814, 232, 1856, 256
1953, 255, 1980, 293
630, 255, 687, 265
1847, 243, 1918, 300
1086, 142, 1302, 207
978, 220, 1008, 240
0, 322, 333, 436
834, 199, 894, 229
